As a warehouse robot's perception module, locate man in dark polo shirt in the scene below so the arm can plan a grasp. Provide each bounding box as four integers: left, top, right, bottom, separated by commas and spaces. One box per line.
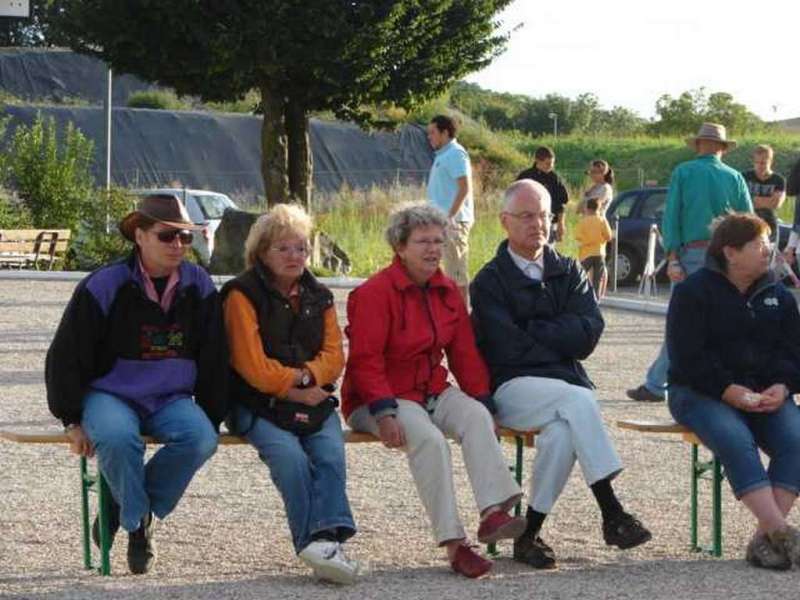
515, 146, 569, 243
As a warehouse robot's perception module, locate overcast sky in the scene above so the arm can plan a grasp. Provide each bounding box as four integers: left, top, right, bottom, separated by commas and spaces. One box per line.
467, 0, 799, 122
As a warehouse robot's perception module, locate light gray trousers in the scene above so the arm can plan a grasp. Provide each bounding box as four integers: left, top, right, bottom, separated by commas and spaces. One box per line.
494, 376, 623, 514
348, 386, 522, 544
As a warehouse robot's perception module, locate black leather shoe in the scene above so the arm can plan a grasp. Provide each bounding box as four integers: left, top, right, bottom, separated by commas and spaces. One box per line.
127, 512, 157, 574
91, 496, 120, 549
513, 535, 557, 569
626, 385, 664, 402
603, 512, 652, 549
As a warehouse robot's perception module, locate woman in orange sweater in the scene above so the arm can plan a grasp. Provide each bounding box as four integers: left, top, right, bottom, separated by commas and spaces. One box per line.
222, 204, 359, 585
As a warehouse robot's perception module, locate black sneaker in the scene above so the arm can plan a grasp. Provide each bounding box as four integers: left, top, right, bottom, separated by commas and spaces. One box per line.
603, 512, 652, 549
91, 496, 121, 549
513, 535, 557, 569
625, 385, 664, 403
127, 512, 157, 574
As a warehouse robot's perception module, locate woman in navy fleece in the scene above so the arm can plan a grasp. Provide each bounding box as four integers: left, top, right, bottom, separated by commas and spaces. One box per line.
667, 212, 800, 570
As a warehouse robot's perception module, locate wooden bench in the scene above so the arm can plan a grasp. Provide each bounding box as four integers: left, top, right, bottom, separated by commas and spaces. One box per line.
0, 426, 537, 576
0, 229, 71, 270
617, 419, 723, 557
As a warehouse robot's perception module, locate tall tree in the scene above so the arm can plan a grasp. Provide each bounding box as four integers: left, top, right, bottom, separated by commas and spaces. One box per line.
52, 1, 513, 208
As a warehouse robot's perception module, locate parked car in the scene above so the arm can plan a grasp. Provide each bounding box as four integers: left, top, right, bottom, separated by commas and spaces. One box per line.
604, 187, 794, 286
132, 188, 238, 266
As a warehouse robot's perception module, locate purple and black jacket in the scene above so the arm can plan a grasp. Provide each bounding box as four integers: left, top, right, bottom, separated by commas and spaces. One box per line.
45, 253, 228, 429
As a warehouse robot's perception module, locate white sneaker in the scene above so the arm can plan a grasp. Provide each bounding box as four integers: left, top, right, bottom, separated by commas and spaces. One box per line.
298, 540, 361, 584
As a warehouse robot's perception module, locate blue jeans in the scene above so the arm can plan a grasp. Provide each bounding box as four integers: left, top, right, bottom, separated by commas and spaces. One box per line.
81, 391, 218, 532
231, 405, 356, 553
644, 246, 707, 396
669, 385, 800, 497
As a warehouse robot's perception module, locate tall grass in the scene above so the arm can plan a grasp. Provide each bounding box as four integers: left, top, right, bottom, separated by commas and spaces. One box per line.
312, 182, 581, 278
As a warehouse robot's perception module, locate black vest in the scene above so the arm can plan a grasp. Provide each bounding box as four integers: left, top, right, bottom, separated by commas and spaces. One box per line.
221, 262, 334, 410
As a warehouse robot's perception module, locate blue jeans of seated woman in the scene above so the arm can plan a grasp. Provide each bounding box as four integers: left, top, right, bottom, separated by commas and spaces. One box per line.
81, 391, 218, 532
231, 404, 356, 553
668, 385, 800, 498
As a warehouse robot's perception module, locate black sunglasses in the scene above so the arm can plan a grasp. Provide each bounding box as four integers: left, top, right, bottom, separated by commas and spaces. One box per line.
155, 229, 194, 245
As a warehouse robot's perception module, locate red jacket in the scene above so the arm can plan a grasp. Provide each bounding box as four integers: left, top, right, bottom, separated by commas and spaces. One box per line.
341, 256, 492, 419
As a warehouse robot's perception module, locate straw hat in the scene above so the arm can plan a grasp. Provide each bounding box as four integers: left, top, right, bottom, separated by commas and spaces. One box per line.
119, 194, 202, 242
686, 122, 737, 151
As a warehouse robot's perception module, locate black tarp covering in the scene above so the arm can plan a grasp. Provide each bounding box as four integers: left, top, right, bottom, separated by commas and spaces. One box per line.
1, 105, 433, 199
0, 48, 156, 105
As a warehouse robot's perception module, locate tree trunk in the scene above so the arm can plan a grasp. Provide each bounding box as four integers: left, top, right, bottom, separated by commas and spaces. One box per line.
259, 84, 290, 207
285, 101, 312, 212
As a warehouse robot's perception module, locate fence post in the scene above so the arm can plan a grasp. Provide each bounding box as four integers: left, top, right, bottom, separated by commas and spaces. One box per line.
612, 215, 620, 293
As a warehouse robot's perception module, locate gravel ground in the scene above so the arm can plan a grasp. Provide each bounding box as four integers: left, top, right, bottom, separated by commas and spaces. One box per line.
1, 278, 799, 599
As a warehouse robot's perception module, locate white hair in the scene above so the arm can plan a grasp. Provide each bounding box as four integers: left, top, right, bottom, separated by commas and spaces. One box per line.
503, 179, 552, 212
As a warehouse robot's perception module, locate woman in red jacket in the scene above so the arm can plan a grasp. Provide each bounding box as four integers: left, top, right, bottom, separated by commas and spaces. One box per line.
342, 203, 525, 579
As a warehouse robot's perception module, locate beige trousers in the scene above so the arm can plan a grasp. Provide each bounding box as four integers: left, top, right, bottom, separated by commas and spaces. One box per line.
348, 386, 521, 544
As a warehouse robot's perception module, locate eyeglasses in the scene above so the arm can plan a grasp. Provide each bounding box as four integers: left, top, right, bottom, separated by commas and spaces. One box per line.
155, 229, 194, 245
409, 238, 445, 248
270, 243, 309, 256
504, 211, 551, 223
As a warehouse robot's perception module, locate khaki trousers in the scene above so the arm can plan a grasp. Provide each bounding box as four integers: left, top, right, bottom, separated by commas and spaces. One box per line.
348, 386, 521, 544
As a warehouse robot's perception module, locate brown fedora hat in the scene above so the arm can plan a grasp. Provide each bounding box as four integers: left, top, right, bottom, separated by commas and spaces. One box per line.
119, 194, 202, 242
686, 122, 737, 151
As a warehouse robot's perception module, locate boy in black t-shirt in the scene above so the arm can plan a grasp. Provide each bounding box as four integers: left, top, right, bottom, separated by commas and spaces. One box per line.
515, 146, 570, 242
742, 144, 785, 241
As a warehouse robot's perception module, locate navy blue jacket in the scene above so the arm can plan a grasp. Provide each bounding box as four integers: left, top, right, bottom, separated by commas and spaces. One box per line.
45, 253, 228, 429
470, 241, 604, 391
667, 262, 800, 398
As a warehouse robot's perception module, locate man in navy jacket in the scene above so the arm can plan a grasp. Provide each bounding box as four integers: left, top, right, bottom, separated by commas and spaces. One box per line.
470, 179, 651, 568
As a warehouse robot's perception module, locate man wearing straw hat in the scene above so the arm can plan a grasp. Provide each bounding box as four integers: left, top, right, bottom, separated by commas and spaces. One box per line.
45, 194, 228, 574
627, 122, 753, 403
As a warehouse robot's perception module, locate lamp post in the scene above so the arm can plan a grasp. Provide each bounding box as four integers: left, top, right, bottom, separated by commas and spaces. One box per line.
548, 112, 558, 139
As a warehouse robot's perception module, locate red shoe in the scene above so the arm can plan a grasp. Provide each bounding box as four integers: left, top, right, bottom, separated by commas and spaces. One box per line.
477, 511, 527, 544
451, 544, 493, 579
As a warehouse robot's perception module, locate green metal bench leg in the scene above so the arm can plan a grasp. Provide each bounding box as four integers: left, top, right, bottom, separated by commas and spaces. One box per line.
80, 457, 92, 569
97, 472, 112, 575
712, 455, 723, 557
690, 444, 698, 552
487, 435, 526, 557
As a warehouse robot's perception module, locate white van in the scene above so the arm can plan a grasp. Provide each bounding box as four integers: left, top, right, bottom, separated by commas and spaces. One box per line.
133, 188, 238, 265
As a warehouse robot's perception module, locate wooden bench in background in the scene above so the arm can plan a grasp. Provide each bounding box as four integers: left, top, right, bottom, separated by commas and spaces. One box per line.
0, 229, 71, 270
0, 426, 537, 576
617, 419, 724, 557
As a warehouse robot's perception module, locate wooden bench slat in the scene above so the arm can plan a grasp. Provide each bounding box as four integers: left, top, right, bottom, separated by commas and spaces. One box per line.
1, 427, 537, 446
616, 419, 689, 433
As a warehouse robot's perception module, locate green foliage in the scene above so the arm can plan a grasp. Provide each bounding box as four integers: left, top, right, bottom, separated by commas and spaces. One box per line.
52, 1, 514, 204
6, 114, 95, 230
650, 88, 765, 136
67, 187, 135, 271
449, 82, 647, 137
0, 0, 67, 47
127, 89, 191, 111
203, 89, 261, 114
0, 190, 34, 228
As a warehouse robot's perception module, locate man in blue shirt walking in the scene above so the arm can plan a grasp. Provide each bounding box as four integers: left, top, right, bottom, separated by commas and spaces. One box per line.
426, 115, 474, 303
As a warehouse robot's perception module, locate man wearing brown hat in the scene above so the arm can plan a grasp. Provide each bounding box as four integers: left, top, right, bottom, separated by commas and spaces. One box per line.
45, 194, 228, 574
627, 123, 753, 402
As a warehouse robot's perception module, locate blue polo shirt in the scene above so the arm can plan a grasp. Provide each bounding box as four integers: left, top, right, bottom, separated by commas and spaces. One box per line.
426, 139, 474, 224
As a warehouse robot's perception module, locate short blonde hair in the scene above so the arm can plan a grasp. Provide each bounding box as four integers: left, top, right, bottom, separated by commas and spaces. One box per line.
753, 144, 774, 160
243, 203, 313, 269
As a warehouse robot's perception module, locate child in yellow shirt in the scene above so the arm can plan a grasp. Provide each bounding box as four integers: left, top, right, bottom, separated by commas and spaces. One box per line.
574, 198, 613, 298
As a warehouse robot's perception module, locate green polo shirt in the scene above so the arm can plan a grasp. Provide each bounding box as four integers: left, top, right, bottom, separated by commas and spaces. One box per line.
661, 154, 753, 253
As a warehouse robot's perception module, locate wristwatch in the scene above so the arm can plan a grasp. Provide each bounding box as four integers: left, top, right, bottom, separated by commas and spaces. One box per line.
300, 369, 312, 388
